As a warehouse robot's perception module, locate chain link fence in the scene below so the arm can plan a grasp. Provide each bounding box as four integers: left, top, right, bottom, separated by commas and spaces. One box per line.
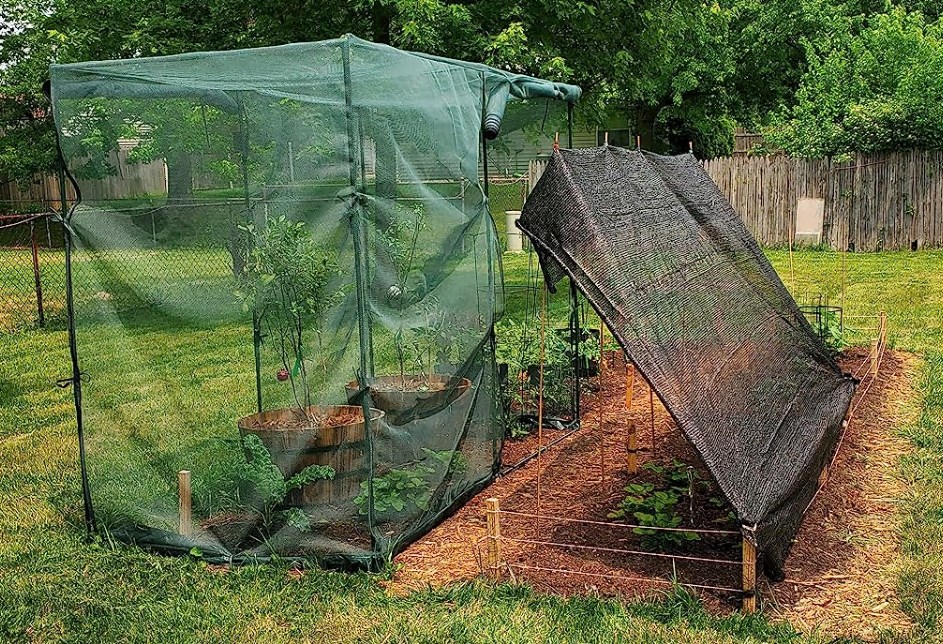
0, 207, 68, 331
0, 178, 528, 334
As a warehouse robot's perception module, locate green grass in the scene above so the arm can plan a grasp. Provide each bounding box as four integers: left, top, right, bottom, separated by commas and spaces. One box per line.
2, 248, 943, 641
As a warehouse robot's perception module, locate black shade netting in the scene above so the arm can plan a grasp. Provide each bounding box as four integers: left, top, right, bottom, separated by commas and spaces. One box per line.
517, 146, 856, 575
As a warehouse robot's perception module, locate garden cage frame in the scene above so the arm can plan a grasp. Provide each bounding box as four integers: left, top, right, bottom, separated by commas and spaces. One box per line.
48, 35, 580, 569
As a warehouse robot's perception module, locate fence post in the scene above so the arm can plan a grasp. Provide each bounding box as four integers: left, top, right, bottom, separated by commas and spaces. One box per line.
485, 497, 503, 580
178, 470, 192, 538
742, 530, 757, 614
29, 219, 45, 327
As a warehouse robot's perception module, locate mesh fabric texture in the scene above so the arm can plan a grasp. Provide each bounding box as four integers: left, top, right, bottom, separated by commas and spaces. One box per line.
49, 35, 577, 569
517, 146, 856, 574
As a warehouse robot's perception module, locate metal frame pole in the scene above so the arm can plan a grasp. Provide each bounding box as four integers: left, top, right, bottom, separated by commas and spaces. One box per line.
57, 152, 96, 534
342, 36, 378, 559
343, 37, 375, 380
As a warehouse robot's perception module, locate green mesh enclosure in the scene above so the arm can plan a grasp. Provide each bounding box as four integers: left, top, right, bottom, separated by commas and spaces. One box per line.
49, 35, 579, 569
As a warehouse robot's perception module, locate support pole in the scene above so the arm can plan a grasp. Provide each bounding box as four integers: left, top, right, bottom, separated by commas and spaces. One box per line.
342, 36, 374, 380
871, 310, 887, 376
598, 319, 606, 484
649, 385, 656, 458
536, 283, 546, 530
287, 141, 295, 182
626, 364, 637, 474
178, 470, 192, 538
57, 155, 96, 535
485, 497, 503, 580
566, 103, 574, 149
29, 219, 45, 327
569, 279, 581, 423
742, 533, 757, 614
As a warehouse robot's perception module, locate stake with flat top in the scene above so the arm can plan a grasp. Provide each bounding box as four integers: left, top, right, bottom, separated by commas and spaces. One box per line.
178, 470, 192, 537
742, 531, 757, 613
485, 497, 502, 579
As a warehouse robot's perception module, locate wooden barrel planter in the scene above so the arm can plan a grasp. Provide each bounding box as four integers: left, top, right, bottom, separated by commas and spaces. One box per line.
237, 405, 383, 506
345, 374, 472, 426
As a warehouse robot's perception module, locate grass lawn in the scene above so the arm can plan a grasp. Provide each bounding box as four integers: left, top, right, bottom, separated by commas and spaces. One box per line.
1, 248, 942, 642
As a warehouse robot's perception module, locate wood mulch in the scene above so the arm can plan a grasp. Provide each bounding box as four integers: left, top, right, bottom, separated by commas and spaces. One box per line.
389, 348, 918, 639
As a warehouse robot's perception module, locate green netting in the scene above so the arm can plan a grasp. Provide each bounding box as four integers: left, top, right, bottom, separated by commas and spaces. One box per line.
49, 35, 579, 569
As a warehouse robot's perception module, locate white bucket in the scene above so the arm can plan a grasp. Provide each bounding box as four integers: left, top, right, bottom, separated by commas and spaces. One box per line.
505, 211, 524, 252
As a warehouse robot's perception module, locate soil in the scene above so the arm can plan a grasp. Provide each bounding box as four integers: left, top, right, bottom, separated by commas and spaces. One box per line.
202, 505, 374, 554
389, 348, 918, 639
371, 376, 450, 393
243, 407, 364, 430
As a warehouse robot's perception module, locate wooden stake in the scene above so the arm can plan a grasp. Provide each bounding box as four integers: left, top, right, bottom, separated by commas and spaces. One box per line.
742, 533, 757, 614
626, 364, 637, 474
649, 385, 656, 459
178, 470, 192, 538
625, 363, 635, 409
604, 131, 609, 146
536, 284, 546, 528
636, 135, 641, 151
486, 497, 503, 580
553, 131, 560, 152
599, 320, 606, 485
872, 311, 888, 375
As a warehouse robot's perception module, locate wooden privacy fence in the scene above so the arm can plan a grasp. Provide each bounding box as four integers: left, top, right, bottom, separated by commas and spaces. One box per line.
1, 147, 167, 212
530, 150, 943, 251
703, 151, 943, 251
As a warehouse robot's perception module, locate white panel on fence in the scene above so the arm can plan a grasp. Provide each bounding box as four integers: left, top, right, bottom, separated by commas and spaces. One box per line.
796, 198, 825, 244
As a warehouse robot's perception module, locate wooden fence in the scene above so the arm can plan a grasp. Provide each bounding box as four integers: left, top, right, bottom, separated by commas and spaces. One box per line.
1, 147, 166, 212
703, 151, 943, 250
530, 150, 943, 251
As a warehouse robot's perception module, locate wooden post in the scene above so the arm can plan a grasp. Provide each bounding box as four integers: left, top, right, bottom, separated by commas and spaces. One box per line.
742, 533, 757, 614
29, 219, 45, 327
288, 140, 295, 182
649, 385, 656, 459
626, 364, 637, 473
485, 497, 503, 580
178, 470, 192, 537
599, 320, 606, 484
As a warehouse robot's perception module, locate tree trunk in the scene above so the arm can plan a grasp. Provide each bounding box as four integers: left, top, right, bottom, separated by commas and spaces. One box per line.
166, 152, 193, 202
372, 3, 393, 44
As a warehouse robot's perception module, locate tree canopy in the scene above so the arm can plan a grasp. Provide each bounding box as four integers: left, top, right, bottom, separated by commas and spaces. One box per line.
764, 8, 943, 157
1, 0, 943, 178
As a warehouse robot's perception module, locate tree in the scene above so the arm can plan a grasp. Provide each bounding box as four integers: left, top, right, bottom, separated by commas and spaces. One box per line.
764, 8, 943, 157
2, 0, 748, 178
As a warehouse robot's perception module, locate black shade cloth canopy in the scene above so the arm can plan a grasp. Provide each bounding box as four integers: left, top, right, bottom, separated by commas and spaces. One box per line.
518, 146, 856, 575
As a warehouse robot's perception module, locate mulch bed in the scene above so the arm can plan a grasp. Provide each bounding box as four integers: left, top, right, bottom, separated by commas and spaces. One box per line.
390, 347, 917, 637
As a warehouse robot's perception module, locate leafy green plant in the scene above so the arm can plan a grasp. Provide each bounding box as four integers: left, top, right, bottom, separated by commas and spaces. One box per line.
379, 202, 439, 386
609, 461, 702, 549
354, 449, 465, 518
821, 309, 849, 352
237, 434, 335, 534
496, 318, 573, 418
236, 216, 346, 413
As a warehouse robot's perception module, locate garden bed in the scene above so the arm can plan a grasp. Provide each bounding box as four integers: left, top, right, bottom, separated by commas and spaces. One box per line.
390, 348, 917, 638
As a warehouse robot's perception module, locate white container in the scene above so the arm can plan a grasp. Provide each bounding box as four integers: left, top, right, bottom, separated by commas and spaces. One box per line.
505, 210, 524, 252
